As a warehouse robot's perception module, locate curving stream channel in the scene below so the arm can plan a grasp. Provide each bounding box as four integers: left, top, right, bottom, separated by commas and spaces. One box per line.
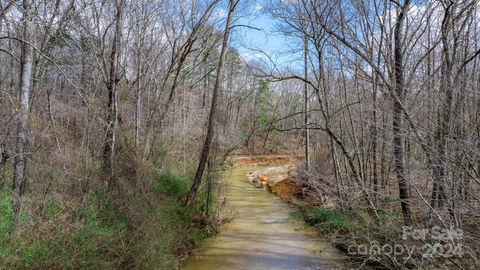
183, 166, 347, 270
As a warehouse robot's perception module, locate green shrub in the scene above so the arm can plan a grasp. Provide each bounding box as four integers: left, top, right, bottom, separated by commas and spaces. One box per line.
154, 172, 190, 198
305, 207, 348, 230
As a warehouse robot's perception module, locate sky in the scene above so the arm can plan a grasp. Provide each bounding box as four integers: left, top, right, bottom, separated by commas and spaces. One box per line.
228, 1, 304, 70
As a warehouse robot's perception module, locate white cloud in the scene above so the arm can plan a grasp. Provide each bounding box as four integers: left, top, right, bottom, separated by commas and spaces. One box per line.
252, 3, 263, 14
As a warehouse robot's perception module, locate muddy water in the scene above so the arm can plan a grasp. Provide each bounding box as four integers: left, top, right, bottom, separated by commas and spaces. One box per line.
183, 166, 347, 270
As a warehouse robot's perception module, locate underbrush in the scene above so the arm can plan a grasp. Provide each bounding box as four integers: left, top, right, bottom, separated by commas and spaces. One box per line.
154, 172, 190, 198
292, 201, 476, 269
0, 168, 217, 269
291, 204, 354, 232
292, 204, 411, 269
0, 190, 131, 269
304, 207, 349, 230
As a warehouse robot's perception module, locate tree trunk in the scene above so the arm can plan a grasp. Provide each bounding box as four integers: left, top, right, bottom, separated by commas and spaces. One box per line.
372, 73, 378, 203
103, 0, 123, 188
393, 0, 411, 226
303, 33, 310, 172
13, 0, 34, 222
134, 32, 142, 148
185, 0, 236, 206
431, 3, 453, 210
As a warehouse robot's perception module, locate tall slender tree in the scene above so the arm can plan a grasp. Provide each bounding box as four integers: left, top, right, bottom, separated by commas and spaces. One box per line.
103, 0, 124, 187
303, 33, 310, 172
185, 0, 238, 206
13, 0, 34, 222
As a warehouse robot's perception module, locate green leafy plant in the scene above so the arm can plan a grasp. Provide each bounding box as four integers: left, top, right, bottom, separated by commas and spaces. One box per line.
154, 172, 190, 198
304, 207, 348, 230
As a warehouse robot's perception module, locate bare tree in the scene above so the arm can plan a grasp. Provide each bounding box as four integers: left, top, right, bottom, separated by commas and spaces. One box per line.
392, 0, 412, 226
13, 0, 34, 222
103, 0, 124, 187
303, 32, 309, 172
185, 0, 238, 206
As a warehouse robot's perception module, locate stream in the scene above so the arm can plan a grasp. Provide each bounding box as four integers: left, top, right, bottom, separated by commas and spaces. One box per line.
183, 166, 347, 270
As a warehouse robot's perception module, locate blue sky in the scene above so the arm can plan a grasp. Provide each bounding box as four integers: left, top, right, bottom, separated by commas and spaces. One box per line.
228, 1, 304, 70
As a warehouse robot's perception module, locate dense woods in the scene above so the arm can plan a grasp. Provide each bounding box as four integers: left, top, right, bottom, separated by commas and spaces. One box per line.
0, 0, 479, 269
264, 0, 480, 268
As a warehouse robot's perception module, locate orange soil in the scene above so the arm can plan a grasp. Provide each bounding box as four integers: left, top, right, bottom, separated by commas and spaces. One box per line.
231, 154, 304, 202
231, 154, 303, 166
269, 178, 303, 202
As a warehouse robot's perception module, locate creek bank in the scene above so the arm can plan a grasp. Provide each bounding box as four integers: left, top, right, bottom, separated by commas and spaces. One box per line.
228, 154, 305, 202
245, 165, 304, 202
229, 154, 302, 166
